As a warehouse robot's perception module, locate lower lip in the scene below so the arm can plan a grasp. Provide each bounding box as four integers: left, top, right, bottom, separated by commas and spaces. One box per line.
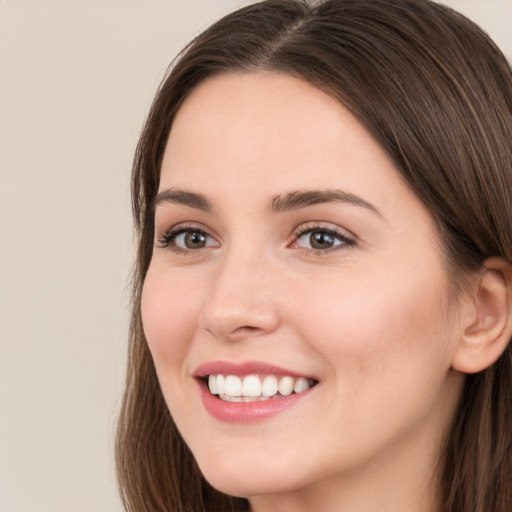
197, 380, 315, 423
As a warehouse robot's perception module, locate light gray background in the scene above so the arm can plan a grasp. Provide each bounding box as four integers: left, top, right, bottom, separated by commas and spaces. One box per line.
1, 1, 511, 511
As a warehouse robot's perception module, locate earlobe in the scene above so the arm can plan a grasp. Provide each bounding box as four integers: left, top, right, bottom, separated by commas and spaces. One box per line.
451, 257, 512, 374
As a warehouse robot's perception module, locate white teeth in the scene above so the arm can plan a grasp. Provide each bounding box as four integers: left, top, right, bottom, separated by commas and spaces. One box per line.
207, 373, 315, 401
220, 394, 242, 402
278, 376, 294, 396
224, 375, 242, 397
262, 375, 278, 397
216, 374, 225, 395
294, 377, 309, 393
242, 375, 261, 397
208, 375, 218, 395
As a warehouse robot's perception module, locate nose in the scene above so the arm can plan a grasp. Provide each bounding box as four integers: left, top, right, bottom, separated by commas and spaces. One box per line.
198, 250, 281, 341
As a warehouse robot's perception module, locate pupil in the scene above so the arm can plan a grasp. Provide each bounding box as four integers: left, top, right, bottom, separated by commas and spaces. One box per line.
310, 231, 334, 249
185, 231, 206, 248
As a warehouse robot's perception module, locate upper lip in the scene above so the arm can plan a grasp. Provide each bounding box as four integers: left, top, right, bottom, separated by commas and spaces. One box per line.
194, 360, 317, 380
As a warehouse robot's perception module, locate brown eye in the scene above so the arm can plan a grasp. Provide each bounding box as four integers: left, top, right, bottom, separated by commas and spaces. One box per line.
309, 231, 336, 249
174, 229, 218, 250
182, 231, 208, 249
159, 227, 219, 251
293, 227, 353, 252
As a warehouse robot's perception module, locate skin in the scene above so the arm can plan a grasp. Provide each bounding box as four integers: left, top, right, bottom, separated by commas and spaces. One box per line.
141, 72, 468, 512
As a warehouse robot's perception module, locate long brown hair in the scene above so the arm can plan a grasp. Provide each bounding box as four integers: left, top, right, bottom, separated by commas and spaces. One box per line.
115, 1, 512, 510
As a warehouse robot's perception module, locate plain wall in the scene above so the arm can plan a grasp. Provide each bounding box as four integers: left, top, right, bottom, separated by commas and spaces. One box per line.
1, 1, 511, 511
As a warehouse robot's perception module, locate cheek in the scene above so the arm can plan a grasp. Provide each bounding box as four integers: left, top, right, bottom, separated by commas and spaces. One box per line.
140, 266, 202, 367
290, 265, 453, 391
283, 266, 458, 466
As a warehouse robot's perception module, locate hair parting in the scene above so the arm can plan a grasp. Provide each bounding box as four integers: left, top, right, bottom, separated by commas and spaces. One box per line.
116, 2, 512, 510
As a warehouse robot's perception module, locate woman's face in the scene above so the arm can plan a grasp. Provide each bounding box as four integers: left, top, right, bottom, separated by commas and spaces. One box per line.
142, 73, 465, 505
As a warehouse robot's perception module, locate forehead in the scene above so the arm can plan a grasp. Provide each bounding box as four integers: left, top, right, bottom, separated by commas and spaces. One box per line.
164, 72, 350, 175
160, 72, 421, 217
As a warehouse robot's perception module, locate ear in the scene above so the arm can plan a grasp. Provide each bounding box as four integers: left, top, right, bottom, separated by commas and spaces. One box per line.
451, 257, 512, 374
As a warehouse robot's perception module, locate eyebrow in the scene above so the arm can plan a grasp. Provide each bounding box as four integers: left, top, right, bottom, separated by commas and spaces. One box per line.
268, 189, 382, 217
153, 188, 212, 212
152, 187, 381, 217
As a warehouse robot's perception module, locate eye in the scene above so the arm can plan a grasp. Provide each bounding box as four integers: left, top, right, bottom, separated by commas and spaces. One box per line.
291, 225, 354, 252
157, 226, 219, 252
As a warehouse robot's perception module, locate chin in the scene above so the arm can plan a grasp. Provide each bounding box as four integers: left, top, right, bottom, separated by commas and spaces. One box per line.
197, 455, 304, 499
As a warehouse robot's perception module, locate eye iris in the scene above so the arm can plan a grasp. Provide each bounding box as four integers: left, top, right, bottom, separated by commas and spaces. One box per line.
310, 231, 334, 249
184, 231, 207, 248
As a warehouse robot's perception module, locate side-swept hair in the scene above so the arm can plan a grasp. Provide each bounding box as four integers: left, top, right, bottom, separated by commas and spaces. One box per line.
116, 1, 512, 510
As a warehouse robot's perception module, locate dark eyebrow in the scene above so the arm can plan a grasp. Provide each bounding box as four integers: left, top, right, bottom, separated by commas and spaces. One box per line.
268, 189, 382, 217
152, 188, 212, 212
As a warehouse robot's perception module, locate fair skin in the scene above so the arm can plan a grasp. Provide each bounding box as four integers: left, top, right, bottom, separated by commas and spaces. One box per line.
141, 72, 473, 512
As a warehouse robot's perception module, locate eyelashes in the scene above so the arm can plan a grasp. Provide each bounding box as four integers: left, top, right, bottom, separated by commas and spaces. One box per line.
156, 222, 356, 255
157, 224, 219, 253
291, 224, 355, 253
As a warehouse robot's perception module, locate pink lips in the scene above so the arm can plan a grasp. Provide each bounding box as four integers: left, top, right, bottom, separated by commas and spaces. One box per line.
194, 360, 317, 423
194, 360, 314, 379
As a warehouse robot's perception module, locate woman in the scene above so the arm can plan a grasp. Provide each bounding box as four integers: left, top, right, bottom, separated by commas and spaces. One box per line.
115, 1, 512, 511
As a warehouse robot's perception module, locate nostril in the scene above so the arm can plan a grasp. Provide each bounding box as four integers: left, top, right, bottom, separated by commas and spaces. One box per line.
234, 325, 261, 334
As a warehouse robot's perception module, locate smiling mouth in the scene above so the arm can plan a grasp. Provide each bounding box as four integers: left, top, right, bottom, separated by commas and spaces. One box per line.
206, 374, 318, 402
